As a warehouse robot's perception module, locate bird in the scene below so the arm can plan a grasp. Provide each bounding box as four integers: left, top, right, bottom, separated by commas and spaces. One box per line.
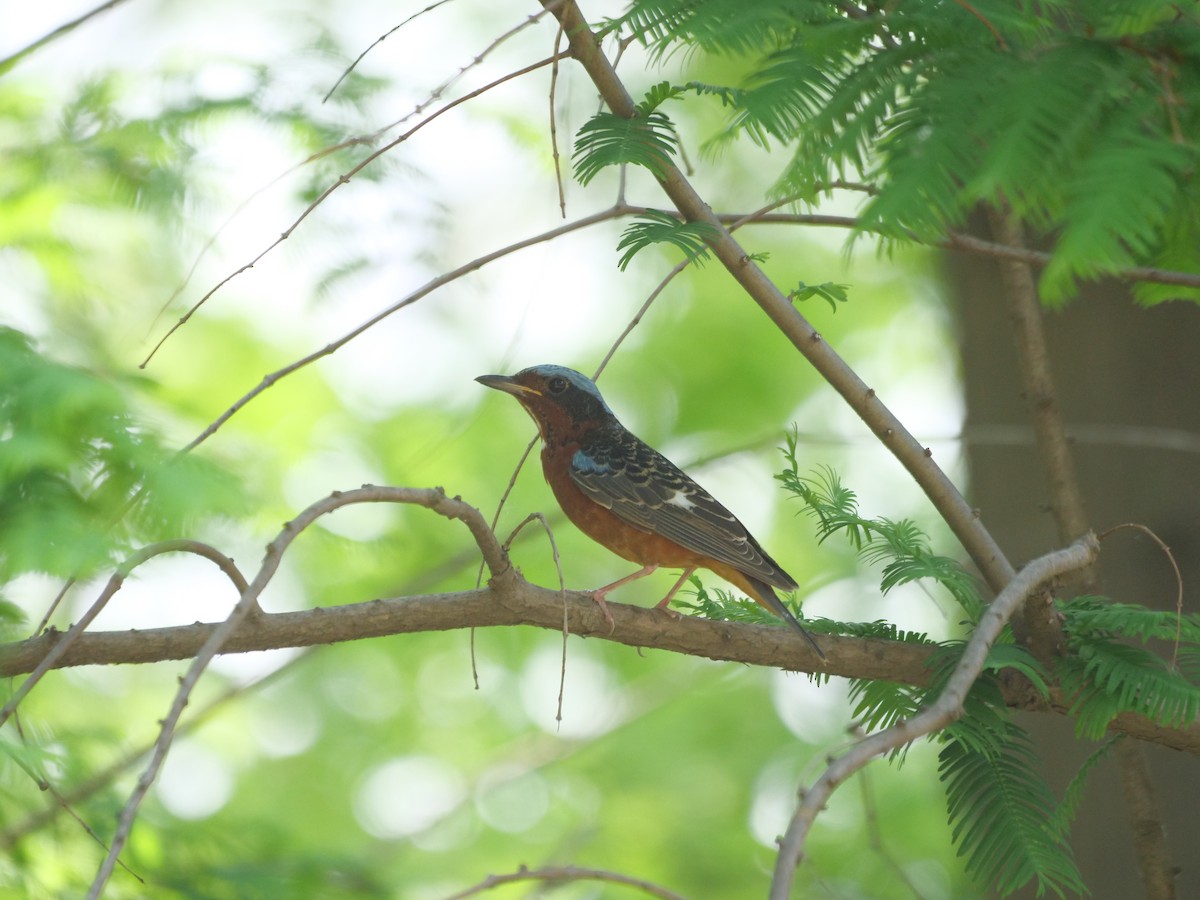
476, 364, 824, 659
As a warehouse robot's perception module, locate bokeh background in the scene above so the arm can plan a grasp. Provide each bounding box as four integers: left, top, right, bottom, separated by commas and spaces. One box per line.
4, 2, 1195, 898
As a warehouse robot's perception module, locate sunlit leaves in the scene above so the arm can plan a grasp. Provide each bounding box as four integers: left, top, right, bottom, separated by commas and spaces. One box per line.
0, 328, 239, 580
621, 0, 1200, 304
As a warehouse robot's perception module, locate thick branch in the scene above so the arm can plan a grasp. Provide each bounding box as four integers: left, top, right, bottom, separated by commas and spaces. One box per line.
541, 0, 1016, 595
3, 578, 1197, 755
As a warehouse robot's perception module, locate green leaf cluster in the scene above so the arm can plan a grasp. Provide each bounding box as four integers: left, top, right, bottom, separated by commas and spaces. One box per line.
614, 0, 1200, 304
0, 328, 239, 582
1058, 596, 1200, 739
776, 439, 985, 622
573, 84, 684, 186
775, 442, 1095, 896
616, 210, 718, 269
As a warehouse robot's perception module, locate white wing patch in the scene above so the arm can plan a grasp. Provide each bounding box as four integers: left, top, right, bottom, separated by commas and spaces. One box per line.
664, 491, 696, 511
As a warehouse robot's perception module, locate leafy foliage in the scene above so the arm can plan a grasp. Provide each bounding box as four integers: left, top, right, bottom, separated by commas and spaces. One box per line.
615, 210, 718, 269
572, 110, 679, 186
789, 280, 850, 312
777, 440, 985, 621
614, 0, 1200, 304
1058, 596, 1200, 739
939, 720, 1087, 897
779, 449, 1092, 895
0, 328, 239, 581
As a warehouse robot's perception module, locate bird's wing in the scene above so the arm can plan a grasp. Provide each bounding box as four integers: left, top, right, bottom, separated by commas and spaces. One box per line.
570, 428, 797, 590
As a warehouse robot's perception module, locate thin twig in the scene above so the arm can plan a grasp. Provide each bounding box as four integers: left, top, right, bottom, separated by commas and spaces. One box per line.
505, 513, 568, 722
768, 534, 1099, 900
949, 0, 1008, 49
322, 0, 459, 103
0, 0, 131, 74
143, 52, 566, 368
443, 863, 687, 900
181, 203, 633, 454
549, 13, 568, 217
1098, 522, 1185, 667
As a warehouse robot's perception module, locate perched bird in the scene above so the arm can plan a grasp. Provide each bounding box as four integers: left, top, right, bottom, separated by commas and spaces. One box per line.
476, 364, 823, 658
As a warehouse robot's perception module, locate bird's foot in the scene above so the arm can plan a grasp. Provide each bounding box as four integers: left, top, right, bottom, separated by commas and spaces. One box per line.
590, 590, 616, 634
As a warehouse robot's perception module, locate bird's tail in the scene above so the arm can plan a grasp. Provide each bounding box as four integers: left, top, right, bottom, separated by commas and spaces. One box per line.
744, 576, 825, 660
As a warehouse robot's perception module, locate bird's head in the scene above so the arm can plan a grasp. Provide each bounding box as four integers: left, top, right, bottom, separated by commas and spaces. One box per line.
476, 365, 615, 442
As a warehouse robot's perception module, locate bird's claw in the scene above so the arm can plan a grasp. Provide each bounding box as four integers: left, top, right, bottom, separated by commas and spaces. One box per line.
590, 591, 616, 634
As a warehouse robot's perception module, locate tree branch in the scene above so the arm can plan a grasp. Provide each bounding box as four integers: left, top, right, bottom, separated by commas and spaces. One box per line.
986, 206, 1178, 899
4, 563, 1197, 755
84, 486, 510, 899
540, 0, 1018, 596
769, 535, 1099, 900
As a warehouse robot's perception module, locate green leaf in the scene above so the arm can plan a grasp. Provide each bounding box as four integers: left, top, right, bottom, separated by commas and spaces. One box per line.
572, 110, 679, 186
615, 210, 718, 270
940, 723, 1087, 897
789, 281, 850, 312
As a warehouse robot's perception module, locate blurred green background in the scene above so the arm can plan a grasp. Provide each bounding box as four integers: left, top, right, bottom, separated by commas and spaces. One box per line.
0, 1, 1028, 897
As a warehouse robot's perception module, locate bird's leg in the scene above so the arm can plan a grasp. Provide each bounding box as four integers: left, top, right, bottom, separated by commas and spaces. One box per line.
591, 564, 660, 629
655, 567, 696, 617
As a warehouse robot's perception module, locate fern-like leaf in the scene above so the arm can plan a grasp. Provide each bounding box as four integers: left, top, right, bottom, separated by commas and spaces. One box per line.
1059, 638, 1200, 739
572, 110, 679, 186
615, 211, 718, 270
940, 724, 1087, 897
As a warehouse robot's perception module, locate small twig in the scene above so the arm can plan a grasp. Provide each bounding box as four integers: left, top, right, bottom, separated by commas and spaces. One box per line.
858, 756, 930, 900
2, 743, 143, 882
181, 202, 631, 454
143, 52, 566, 368
370, 0, 569, 138
0, 0, 131, 74
768, 534, 1099, 900
0, 540, 249, 730
322, 0, 458, 103
505, 513, 568, 723
949, 0, 1008, 49
1098, 522, 1185, 667
549, 14, 568, 217
442, 863, 687, 900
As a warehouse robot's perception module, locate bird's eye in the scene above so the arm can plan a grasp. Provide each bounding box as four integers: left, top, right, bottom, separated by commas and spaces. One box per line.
547, 376, 568, 394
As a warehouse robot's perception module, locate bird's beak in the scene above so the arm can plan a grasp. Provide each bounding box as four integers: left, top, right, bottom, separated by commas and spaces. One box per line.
475, 374, 542, 397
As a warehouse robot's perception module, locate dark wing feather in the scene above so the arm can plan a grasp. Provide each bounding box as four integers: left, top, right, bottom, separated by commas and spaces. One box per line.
570, 427, 797, 590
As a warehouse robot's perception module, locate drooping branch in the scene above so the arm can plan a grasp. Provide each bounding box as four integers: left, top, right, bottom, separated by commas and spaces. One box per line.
769, 534, 1100, 900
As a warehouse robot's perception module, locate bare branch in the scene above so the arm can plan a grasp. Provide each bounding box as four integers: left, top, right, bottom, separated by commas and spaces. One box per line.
443, 863, 688, 900
0, 540, 248, 729
143, 52, 567, 368
85, 486, 507, 898
0, 0, 132, 75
